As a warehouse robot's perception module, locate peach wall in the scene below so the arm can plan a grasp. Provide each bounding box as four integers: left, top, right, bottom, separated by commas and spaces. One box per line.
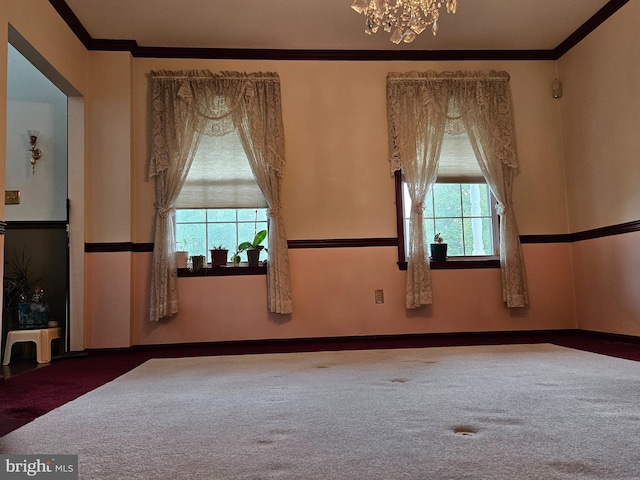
5, 0, 639, 348
572, 232, 640, 337
78, 51, 135, 348
85, 252, 132, 348
131, 243, 575, 346
558, 1, 640, 233
87, 51, 133, 243
123, 57, 574, 347
132, 59, 568, 242
558, 1, 640, 336
0, 2, 581, 349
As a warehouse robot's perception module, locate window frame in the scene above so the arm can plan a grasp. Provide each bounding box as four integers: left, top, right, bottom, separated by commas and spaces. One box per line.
394, 171, 500, 270
175, 207, 269, 277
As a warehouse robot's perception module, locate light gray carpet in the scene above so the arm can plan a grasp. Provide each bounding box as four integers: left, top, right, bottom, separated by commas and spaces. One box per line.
2, 344, 640, 479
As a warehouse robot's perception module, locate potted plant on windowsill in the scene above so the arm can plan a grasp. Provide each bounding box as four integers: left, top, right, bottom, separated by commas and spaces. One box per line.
238, 230, 267, 267
175, 239, 189, 269
230, 251, 241, 267
210, 245, 229, 267
430, 233, 448, 261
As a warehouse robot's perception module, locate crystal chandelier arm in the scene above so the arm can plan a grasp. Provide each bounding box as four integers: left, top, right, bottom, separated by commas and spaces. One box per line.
351, 0, 458, 44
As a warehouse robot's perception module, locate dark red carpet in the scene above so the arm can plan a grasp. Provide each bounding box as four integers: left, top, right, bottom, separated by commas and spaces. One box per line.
1, 329, 639, 438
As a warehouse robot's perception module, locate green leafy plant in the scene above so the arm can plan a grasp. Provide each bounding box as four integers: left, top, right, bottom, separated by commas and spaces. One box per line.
238, 229, 267, 252
230, 251, 241, 265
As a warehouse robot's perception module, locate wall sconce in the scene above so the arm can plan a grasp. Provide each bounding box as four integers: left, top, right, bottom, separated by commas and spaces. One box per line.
28, 130, 42, 174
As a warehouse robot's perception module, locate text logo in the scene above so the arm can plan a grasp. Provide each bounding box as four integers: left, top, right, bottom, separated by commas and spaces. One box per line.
0, 456, 77, 479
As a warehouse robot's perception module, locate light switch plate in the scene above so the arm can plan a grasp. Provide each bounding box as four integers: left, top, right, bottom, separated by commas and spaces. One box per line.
5, 190, 20, 205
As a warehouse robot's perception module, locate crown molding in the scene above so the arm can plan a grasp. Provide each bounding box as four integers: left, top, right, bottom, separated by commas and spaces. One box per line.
48, 0, 629, 61
552, 0, 629, 58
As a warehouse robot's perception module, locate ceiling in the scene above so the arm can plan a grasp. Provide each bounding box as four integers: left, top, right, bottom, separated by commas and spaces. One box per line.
60, 0, 616, 53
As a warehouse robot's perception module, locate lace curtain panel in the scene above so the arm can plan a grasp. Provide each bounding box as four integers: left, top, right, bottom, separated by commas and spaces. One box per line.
387, 70, 528, 308
148, 70, 292, 321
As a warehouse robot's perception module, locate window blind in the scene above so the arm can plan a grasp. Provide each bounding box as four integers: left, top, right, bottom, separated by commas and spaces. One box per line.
175, 131, 267, 209
436, 132, 485, 183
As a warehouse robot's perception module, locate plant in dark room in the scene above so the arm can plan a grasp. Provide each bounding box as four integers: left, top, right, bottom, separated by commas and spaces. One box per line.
3, 248, 49, 330
3, 248, 44, 308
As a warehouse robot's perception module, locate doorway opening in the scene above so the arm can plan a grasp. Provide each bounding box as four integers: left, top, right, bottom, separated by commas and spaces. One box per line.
2, 26, 84, 376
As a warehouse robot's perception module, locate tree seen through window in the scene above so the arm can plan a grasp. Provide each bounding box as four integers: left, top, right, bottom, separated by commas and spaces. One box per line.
403, 182, 497, 257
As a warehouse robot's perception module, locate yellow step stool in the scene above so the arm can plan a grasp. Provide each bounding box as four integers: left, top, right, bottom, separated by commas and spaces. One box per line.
3, 327, 62, 365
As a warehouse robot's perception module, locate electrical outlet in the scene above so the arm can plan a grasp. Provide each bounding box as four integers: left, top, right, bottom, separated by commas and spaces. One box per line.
375, 289, 384, 304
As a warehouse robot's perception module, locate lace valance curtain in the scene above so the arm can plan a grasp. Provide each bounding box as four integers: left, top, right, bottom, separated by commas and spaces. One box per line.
148, 70, 292, 322
387, 70, 528, 308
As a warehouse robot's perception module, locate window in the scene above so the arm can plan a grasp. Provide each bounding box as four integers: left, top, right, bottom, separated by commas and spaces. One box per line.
150, 70, 292, 320
176, 208, 268, 263
174, 130, 268, 265
399, 132, 499, 261
387, 70, 526, 306
403, 182, 498, 257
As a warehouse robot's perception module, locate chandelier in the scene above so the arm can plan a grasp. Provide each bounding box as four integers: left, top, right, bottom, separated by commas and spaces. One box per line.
351, 0, 458, 44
